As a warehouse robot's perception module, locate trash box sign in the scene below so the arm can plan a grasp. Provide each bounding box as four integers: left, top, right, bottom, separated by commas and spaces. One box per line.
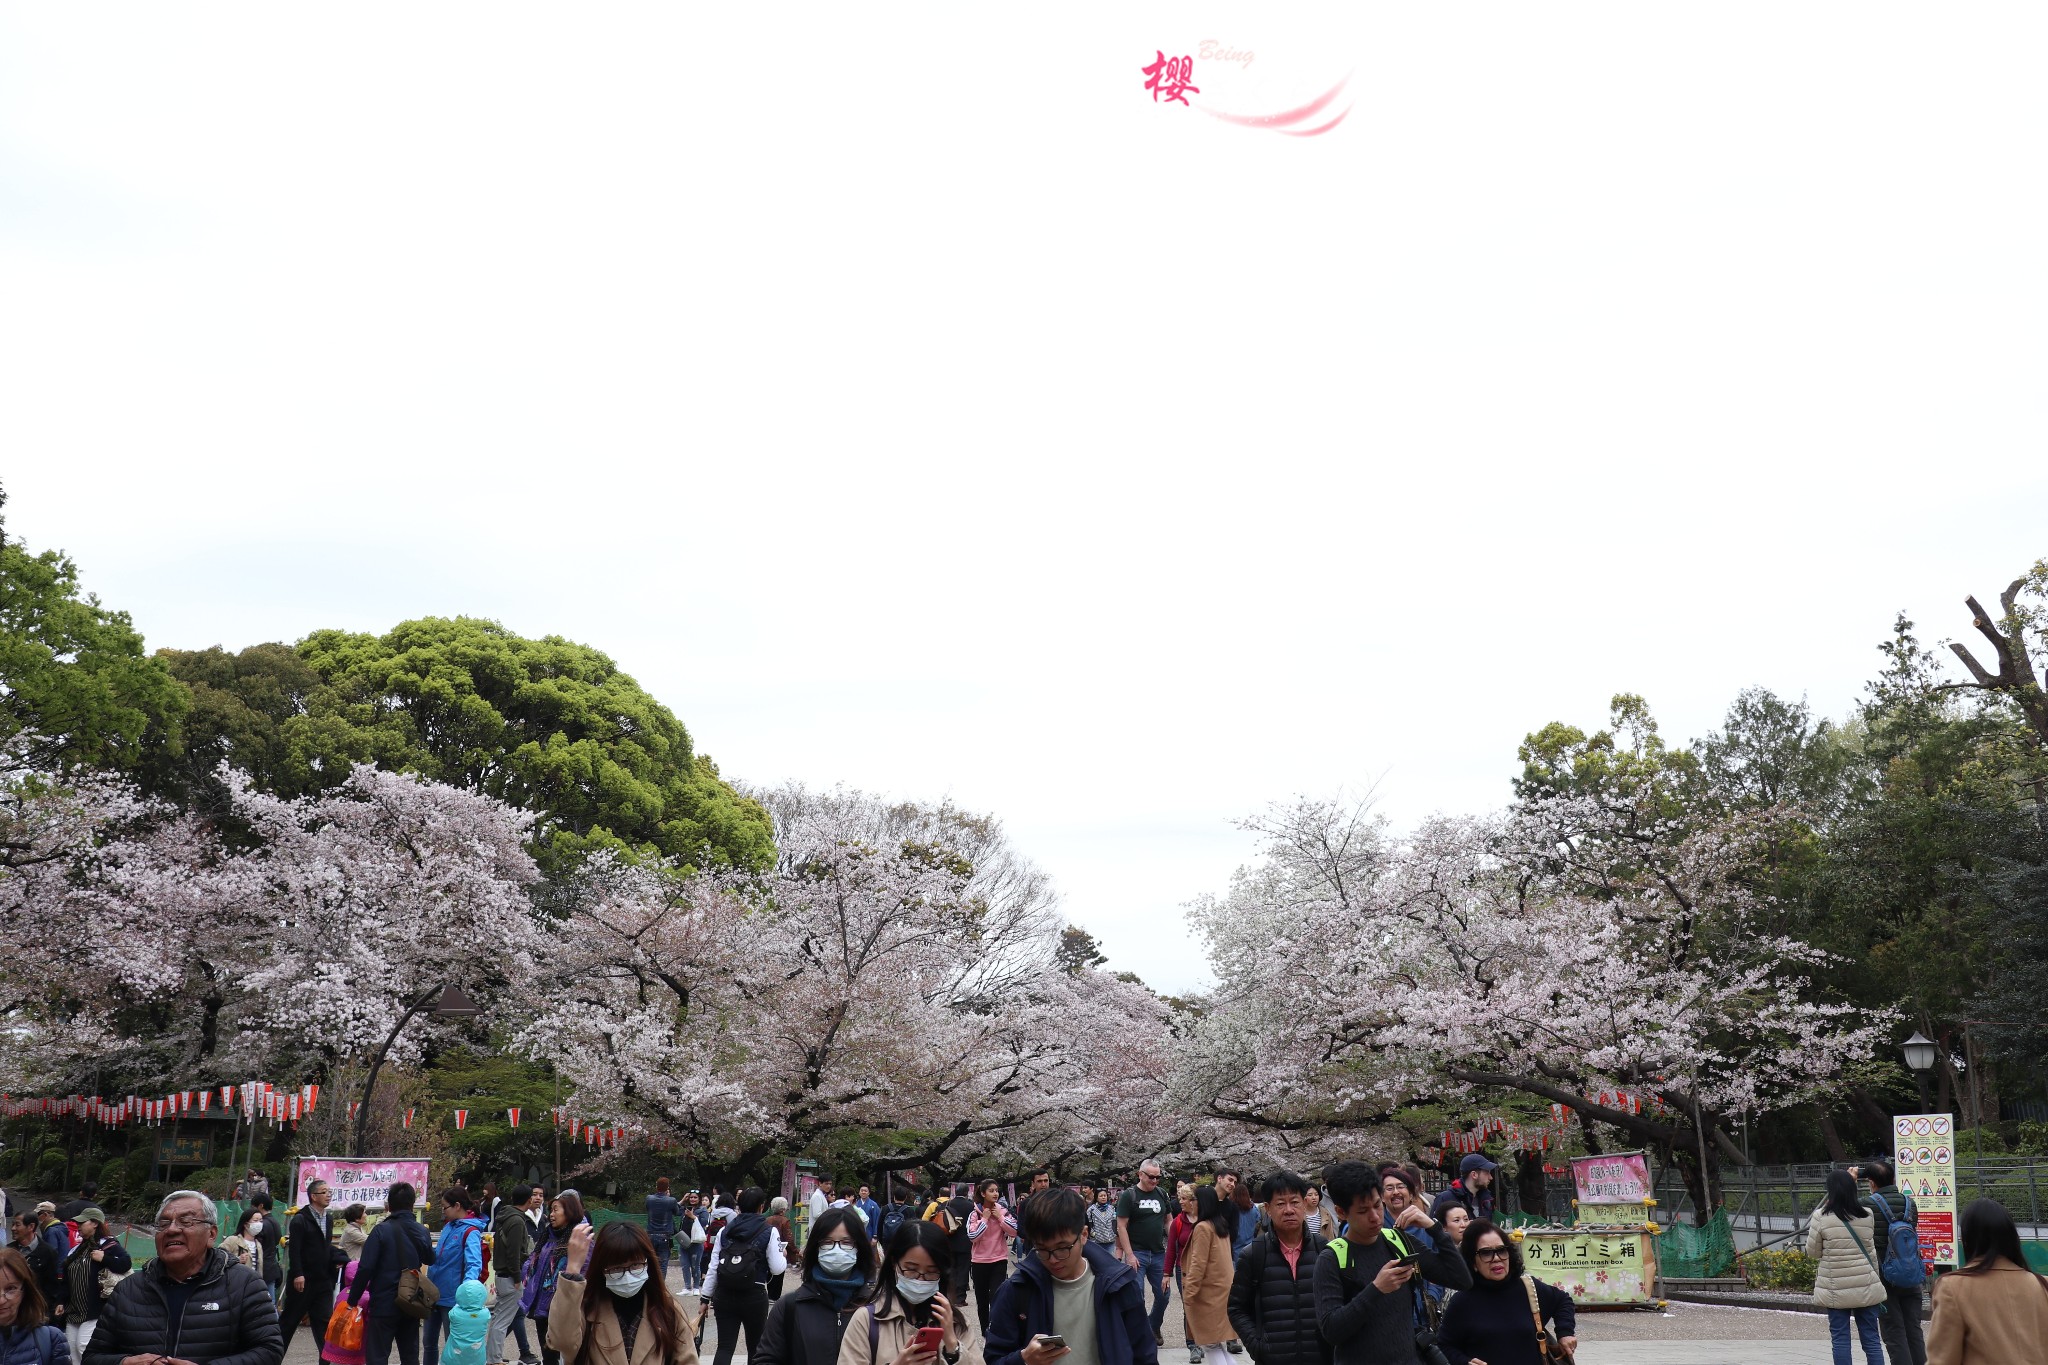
296, 1157, 432, 1210
1570, 1152, 1652, 1204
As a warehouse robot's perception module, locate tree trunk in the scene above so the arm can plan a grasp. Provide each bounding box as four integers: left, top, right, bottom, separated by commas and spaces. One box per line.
1816, 1108, 1849, 1163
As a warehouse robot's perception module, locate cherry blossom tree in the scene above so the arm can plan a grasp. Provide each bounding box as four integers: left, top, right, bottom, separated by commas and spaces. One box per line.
1185, 789, 1895, 1219
531, 786, 1178, 1179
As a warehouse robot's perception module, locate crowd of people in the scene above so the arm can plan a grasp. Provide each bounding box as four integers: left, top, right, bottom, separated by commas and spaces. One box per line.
0, 1156, 2044, 1365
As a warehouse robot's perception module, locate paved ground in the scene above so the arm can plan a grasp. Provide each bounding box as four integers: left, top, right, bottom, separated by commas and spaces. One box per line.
280, 1273, 1833, 1365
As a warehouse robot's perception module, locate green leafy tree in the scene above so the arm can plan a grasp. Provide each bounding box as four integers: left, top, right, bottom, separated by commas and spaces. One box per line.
0, 485, 187, 773
161, 617, 772, 875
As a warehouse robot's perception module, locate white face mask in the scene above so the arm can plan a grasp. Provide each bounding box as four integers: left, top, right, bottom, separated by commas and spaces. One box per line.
605, 1268, 649, 1297
895, 1274, 941, 1305
817, 1245, 860, 1276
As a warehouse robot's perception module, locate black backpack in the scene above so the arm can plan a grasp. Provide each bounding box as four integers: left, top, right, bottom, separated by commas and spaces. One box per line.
720, 1226, 771, 1286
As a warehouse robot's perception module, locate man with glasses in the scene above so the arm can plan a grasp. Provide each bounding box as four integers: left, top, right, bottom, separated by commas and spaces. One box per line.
1114, 1162, 1174, 1344
1312, 1163, 1466, 1365
85, 1190, 284, 1365
986, 1188, 1157, 1365
280, 1180, 342, 1350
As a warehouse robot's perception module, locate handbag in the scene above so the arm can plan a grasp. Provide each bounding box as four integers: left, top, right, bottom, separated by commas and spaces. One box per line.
328, 1299, 367, 1353
1522, 1277, 1572, 1361
396, 1265, 440, 1319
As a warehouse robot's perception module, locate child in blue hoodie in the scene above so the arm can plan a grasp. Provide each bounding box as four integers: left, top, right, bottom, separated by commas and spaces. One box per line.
443, 1279, 492, 1365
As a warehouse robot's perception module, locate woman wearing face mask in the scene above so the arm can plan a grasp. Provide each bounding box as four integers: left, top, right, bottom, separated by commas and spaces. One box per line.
834, 1222, 958, 1365
758, 1208, 874, 1365
1435, 1220, 1576, 1365
550, 1221, 696, 1365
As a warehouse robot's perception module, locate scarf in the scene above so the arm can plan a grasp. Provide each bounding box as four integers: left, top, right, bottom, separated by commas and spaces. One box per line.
810, 1271, 866, 1310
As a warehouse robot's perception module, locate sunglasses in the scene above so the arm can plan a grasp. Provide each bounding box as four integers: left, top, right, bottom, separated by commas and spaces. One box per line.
1475, 1246, 1511, 1260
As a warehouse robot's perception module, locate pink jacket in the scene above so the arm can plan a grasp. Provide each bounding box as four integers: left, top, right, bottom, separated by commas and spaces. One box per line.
966, 1203, 1017, 1264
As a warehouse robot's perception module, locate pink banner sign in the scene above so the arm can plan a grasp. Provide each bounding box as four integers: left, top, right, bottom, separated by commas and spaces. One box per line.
296, 1156, 432, 1211
1569, 1151, 1652, 1204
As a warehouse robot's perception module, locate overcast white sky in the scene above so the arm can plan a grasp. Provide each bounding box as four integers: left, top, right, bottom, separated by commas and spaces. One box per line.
4, 5, 2043, 992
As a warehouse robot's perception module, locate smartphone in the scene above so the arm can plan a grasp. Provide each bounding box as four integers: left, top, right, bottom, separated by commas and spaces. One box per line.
915, 1328, 946, 1355
1395, 1253, 1422, 1268
1038, 1336, 1069, 1351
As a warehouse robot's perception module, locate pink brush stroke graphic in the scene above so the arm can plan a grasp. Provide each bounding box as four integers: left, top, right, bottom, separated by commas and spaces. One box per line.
1197, 72, 1352, 137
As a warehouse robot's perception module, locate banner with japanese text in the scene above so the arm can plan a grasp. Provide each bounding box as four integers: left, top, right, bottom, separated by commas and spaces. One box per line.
295, 1156, 432, 1212
1519, 1228, 1657, 1304
1570, 1151, 1652, 1204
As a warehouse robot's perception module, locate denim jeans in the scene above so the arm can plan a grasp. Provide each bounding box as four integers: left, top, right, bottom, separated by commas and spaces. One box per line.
1828, 1305, 1884, 1365
424, 1303, 451, 1365
1135, 1249, 1170, 1335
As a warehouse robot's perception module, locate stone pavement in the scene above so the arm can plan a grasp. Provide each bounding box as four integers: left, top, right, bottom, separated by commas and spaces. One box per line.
279, 1275, 1833, 1365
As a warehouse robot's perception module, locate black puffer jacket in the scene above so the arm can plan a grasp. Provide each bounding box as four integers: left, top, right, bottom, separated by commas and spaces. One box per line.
83, 1246, 284, 1365
1227, 1233, 1329, 1365
756, 1281, 869, 1365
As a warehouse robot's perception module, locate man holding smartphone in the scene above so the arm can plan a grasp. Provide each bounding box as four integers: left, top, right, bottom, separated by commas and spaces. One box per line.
986, 1188, 1157, 1365
1312, 1163, 1468, 1365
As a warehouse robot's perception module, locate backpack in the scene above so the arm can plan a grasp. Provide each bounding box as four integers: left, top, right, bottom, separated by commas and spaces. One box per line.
719, 1227, 771, 1286
880, 1205, 908, 1244
1867, 1193, 1926, 1289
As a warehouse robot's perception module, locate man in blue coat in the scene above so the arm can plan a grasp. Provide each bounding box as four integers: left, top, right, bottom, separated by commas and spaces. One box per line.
347, 1183, 435, 1365
425, 1189, 487, 1365
986, 1188, 1158, 1365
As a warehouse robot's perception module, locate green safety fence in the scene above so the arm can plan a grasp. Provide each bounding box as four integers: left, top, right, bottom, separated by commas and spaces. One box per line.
1657, 1208, 1737, 1279
2026, 1241, 2048, 1274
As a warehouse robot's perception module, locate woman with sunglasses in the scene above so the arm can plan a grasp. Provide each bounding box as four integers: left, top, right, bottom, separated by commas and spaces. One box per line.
758, 1208, 873, 1365
1434, 1221, 1575, 1365
835, 1222, 957, 1365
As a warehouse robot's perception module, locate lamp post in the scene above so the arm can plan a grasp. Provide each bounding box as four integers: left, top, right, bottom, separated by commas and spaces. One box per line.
1901, 1031, 1937, 1111
352, 983, 483, 1157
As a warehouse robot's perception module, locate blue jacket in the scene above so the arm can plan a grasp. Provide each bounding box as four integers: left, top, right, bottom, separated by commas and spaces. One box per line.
348, 1212, 435, 1319
854, 1198, 881, 1234
986, 1242, 1158, 1365
430, 1216, 490, 1301
1232, 1206, 1260, 1259
0, 1325, 67, 1365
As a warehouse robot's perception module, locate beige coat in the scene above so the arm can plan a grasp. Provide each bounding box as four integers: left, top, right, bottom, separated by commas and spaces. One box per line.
1927, 1261, 2048, 1365
548, 1274, 700, 1365
1805, 1208, 1886, 1310
836, 1296, 945, 1365
1181, 1222, 1236, 1346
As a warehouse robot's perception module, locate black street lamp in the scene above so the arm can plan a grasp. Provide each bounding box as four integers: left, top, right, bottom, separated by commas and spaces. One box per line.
352, 983, 483, 1156
1901, 1031, 1937, 1111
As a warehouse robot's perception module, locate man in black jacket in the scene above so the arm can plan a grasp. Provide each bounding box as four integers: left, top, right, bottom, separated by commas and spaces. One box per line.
84, 1190, 284, 1365
347, 1183, 436, 1365
280, 1180, 341, 1348
1227, 1172, 1327, 1365
1858, 1160, 1928, 1365
1313, 1163, 1468, 1365
12, 1212, 65, 1324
